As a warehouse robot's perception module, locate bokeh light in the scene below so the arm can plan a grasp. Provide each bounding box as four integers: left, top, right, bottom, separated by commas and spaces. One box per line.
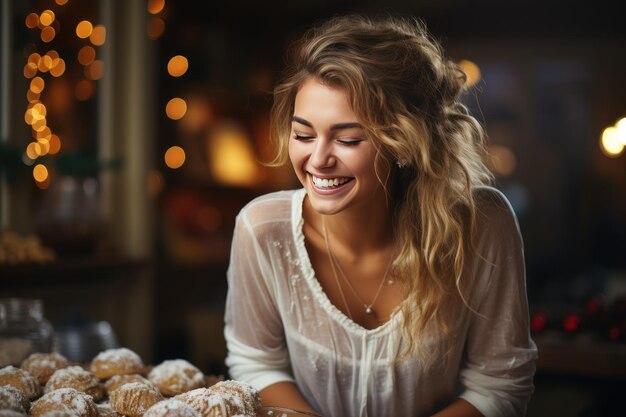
41, 26, 56, 43
78, 46, 96, 65
209, 124, 259, 186
90, 25, 106, 46
85, 60, 104, 80
26, 143, 40, 160
39, 10, 55, 26
164, 146, 186, 169
459, 59, 481, 87
55, 0, 69, 5
600, 126, 624, 157
30, 77, 45, 94
50, 58, 66, 77
25, 13, 39, 29
76, 20, 93, 39
167, 55, 188, 77
147, 17, 165, 40
48, 134, 62, 154
165, 97, 187, 120
24, 62, 38, 78
33, 164, 49, 182
147, 0, 166, 14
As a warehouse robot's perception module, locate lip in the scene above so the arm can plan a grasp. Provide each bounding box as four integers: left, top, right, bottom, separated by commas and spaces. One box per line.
308, 173, 353, 195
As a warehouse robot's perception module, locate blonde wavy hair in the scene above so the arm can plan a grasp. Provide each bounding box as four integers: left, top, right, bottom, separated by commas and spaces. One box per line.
270, 15, 494, 366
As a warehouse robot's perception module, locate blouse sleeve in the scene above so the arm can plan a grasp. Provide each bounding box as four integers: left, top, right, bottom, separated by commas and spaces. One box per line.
458, 189, 538, 417
223, 210, 296, 391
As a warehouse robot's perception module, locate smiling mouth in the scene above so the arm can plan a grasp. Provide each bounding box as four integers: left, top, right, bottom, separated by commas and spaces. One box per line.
310, 174, 353, 189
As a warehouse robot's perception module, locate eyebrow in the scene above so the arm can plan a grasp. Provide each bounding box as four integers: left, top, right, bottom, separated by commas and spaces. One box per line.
292, 116, 362, 131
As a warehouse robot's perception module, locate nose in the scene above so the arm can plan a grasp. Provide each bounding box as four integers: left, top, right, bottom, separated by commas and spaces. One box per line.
309, 139, 335, 169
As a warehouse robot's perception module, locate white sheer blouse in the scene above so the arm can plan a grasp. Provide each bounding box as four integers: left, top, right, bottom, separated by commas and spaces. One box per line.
224, 187, 537, 417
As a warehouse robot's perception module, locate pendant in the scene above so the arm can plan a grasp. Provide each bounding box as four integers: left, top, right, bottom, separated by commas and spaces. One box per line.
365, 307, 373, 315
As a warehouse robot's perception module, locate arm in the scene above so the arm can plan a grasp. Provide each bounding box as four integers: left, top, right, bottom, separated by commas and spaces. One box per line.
260, 382, 320, 414
224, 212, 298, 394
457, 189, 538, 417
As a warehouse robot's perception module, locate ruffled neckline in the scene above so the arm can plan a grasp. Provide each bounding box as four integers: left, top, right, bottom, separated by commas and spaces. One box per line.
290, 188, 403, 337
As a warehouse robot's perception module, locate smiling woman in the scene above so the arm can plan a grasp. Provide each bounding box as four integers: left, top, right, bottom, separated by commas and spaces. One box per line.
223, 14, 537, 417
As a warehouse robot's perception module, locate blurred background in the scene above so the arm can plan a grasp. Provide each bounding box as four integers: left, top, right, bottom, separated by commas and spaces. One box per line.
1, 0, 625, 415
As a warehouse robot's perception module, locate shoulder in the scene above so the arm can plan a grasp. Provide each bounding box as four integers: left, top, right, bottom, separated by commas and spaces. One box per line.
472, 185, 521, 242
236, 189, 302, 238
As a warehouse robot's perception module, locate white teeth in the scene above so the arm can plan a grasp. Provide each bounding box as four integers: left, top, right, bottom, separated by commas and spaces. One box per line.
312, 175, 350, 189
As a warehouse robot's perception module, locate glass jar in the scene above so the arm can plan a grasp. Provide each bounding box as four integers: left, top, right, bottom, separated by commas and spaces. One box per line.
0, 298, 53, 366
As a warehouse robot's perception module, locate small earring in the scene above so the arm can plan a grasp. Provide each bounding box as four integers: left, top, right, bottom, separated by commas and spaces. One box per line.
396, 158, 407, 168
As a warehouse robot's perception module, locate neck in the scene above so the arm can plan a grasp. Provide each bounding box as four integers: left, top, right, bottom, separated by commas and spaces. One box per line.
305, 194, 395, 258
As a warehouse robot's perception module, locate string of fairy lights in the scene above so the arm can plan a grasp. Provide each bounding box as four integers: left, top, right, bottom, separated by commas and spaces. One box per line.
22, 0, 107, 190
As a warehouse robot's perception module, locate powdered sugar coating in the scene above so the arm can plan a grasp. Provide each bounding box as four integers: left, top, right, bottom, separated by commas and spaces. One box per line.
175, 381, 260, 417
207, 381, 261, 416
0, 365, 42, 400
44, 366, 104, 402
0, 385, 30, 413
148, 359, 205, 396
90, 348, 144, 380
174, 388, 228, 417
30, 387, 98, 417
95, 402, 122, 417
105, 373, 154, 394
144, 399, 203, 417
109, 381, 163, 417
20, 352, 70, 385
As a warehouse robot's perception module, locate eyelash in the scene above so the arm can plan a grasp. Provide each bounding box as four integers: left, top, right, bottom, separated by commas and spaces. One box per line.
292, 134, 362, 146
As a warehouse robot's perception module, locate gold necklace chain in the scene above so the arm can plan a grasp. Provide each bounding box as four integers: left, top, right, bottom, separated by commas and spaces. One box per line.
322, 216, 393, 317
321, 218, 354, 320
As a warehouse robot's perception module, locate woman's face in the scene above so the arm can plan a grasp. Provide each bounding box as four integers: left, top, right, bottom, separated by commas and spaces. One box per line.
289, 77, 387, 216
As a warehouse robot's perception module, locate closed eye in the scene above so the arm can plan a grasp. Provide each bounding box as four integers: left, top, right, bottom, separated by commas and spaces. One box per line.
337, 139, 362, 146
293, 133, 315, 141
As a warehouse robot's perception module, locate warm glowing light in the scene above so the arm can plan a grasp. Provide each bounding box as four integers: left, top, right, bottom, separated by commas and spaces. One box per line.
459, 59, 481, 87
209, 124, 260, 186
35, 126, 52, 141
24, 62, 38, 78
41, 26, 56, 43
27, 90, 40, 103
180, 96, 214, 134
24, 110, 34, 125
31, 103, 47, 119
600, 126, 624, 157
147, 0, 165, 14
48, 134, 61, 154
47, 50, 59, 60
33, 164, 49, 182
78, 46, 96, 65
147, 170, 164, 198
39, 10, 55, 26
38, 55, 53, 72
30, 77, 45, 94
75, 80, 95, 101
32, 118, 47, 132
89, 25, 106, 46
167, 55, 188, 77
487, 145, 517, 176
37, 138, 50, 155
76, 20, 93, 39
616, 117, 626, 145
164, 146, 186, 169
85, 60, 104, 80
26, 143, 41, 159
55, 0, 69, 5
166, 97, 187, 120
50, 58, 66, 77
147, 17, 165, 40
28, 53, 41, 65
25, 13, 39, 29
